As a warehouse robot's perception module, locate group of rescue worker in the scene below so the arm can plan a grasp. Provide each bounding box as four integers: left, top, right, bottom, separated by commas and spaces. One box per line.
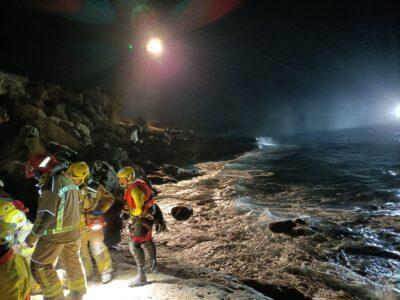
0, 154, 166, 300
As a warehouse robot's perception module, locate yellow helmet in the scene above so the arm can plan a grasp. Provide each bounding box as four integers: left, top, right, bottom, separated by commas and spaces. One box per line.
0, 201, 26, 244
0, 200, 15, 217
67, 162, 90, 184
117, 166, 135, 183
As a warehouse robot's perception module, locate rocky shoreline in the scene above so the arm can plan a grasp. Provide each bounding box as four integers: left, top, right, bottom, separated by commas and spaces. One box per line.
1, 72, 274, 299
151, 160, 398, 300
2, 72, 399, 300
0, 71, 254, 212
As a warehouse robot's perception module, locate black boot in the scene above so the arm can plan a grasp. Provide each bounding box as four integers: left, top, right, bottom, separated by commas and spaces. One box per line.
145, 240, 158, 273
128, 242, 147, 287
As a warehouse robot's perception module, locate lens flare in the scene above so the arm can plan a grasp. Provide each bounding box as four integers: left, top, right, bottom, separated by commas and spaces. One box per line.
394, 105, 400, 119
146, 38, 163, 56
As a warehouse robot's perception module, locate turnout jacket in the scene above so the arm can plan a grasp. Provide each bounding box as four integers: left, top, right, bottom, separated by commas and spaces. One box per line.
32, 174, 81, 243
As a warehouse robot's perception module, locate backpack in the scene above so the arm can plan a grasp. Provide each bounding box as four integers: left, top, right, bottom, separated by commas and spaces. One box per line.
132, 179, 153, 203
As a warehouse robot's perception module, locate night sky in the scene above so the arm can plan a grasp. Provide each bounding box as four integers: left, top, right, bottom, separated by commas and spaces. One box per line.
1, 0, 400, 136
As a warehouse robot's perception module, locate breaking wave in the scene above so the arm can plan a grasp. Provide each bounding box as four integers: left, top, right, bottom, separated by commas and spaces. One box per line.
255, 136, 278, 149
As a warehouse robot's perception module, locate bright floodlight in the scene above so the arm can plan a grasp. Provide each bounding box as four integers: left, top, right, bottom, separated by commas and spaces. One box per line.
146, 38, 163, 56
395, 104, 400, 119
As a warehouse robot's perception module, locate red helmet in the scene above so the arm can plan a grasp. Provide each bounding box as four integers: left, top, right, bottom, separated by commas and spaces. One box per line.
25, 154, 58, 179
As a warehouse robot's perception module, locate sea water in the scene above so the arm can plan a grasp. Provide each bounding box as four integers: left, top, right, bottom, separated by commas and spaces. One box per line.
226, 123, 400, 293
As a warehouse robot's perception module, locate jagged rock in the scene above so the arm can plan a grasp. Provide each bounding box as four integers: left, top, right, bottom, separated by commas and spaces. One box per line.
112, 147, 129, 169
161, 164, 199, 181
0, 72, 257, 197
111, 126, 127, 138
294, 218, 307, 225
146, 175, 163, 184
19, 125, 40, 139
50, 103, 68, 120
13, 102, 46, 121
91, 160, 119, 191
268, 219, 297, 234
340, 243, 400, 260
35, 117, 80, 149
46, 142, 79, 163
82, 104, 107, 125
141, 160, 158, 172
65, 106, 94, 130
0, 72, 28, 98
48, 116, 74, 128
62, 90, 84, 106
13, 125, 45, 156
92, 130, 121, 145
242, 280, 311, 300
29, 84, 62, 107
147, 174, 177, 184
73, 123, 92, 145
268, 218, 311, 237
24, 136, 46, 155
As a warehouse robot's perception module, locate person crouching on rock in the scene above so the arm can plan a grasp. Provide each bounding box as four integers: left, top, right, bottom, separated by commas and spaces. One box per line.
117, 166, 166, 287
66, 162, 115, 284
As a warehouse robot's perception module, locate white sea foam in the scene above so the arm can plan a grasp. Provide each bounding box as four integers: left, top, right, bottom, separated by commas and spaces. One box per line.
255, 136, 278, 149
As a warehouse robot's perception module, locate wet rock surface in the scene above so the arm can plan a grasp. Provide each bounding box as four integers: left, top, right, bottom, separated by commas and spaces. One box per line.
153, 161, 399, 300
32, 251, 272, 300
268, 218, 314, 237
0, 72, 255, 210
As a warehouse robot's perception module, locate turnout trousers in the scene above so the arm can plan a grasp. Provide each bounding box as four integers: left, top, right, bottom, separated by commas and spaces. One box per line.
30, 238, 86, 299
80, 227, 112, 277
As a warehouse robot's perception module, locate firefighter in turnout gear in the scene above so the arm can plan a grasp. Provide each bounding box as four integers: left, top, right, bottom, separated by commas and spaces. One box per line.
24, 154, 86, 300
66, 162, 114, 284
117, 166, 166, 287
0, 201, 32, 300
0, 198, 41, 295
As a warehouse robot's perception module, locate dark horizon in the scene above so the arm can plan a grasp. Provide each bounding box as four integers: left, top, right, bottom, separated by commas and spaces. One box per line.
1, 0, 400, 136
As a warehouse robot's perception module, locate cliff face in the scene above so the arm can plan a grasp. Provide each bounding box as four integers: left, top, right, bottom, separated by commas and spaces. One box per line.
0, 71, 255, 210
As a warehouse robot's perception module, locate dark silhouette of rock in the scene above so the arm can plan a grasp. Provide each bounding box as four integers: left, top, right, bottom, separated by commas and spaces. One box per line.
268, 218, 311, 237
0, 71, 256, 238
161, 164, 200, 181
341, 244, 400, 260
294, 218, 307, 225
171, 206, 193, 221
147, 174, 177, 184
242, 279, 311, 300
269, 219, 297, 233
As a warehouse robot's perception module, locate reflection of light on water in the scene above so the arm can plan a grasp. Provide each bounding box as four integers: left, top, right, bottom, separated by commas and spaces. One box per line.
388, 170, 397, 176
382, 202, 400, 216
393, 132, 400, 142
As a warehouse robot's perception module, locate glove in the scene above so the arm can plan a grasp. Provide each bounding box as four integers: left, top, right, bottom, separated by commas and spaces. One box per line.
155, 222, 167, 234
90, 210, 103, 216
120, 207, 130, 219
25, 233, 39, 247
